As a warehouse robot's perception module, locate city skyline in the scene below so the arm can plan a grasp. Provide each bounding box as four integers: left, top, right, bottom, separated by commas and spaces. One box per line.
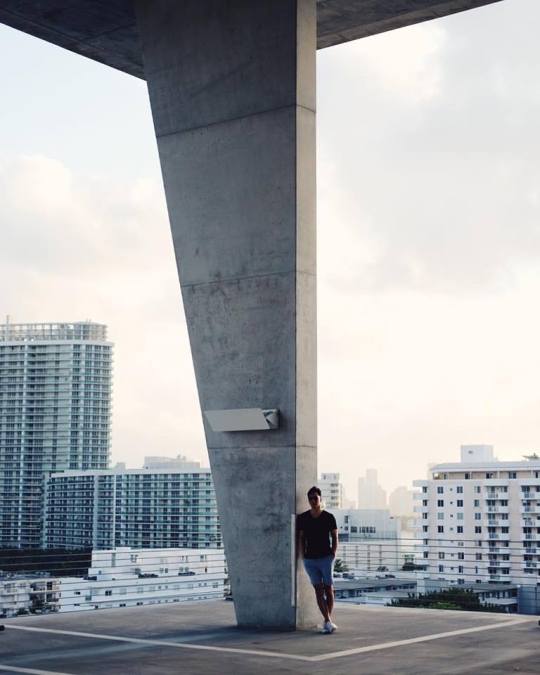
2, 0, 540, 501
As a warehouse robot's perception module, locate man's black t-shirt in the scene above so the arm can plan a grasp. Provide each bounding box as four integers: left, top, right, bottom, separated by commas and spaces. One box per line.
297, 510, 337, 559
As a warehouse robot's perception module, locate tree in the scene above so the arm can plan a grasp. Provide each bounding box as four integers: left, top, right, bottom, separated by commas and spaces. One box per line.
391, 588, 505, 613
333, 558, 348, 573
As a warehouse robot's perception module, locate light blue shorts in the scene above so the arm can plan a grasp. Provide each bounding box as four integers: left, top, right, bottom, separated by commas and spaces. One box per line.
303, 554, 334, 586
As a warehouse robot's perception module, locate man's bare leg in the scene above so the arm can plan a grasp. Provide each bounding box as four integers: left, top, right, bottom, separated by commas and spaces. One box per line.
324, 584, 335, 619
314, 583, 330, 622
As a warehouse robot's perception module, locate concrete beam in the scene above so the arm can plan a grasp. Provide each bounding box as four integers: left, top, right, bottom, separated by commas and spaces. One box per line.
135, 0, 318, 629
0, 1, 503, 79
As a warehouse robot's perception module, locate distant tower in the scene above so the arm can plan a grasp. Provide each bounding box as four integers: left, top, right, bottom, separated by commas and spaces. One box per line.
0, 321, 113, 548
388, 485, 414, 517
357, 468, 387, 510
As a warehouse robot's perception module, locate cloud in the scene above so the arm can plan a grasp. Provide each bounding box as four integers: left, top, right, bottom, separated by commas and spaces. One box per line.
0, 154, 208, 468
317, 3, 540, 295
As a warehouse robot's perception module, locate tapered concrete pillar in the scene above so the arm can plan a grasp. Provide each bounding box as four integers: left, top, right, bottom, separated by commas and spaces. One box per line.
136, 0, 317, 629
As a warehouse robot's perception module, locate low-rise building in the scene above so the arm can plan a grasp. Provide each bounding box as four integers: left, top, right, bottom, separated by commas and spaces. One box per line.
56, 547, 227, 612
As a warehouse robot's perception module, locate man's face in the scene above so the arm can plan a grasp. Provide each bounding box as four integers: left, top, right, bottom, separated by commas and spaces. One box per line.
308, 492, 321, 508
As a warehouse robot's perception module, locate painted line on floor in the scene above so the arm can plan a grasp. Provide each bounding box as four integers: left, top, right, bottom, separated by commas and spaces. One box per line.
0, 665, 75, 675
311, 618, 533, 661
5, 617, 534, 664
5, 625, 309, 662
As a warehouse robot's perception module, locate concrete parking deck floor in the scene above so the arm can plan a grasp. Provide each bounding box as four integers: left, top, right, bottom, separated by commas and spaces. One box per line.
1, 601, 539, 675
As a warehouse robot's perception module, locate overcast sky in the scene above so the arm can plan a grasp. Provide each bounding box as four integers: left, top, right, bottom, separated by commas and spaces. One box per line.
1, 0, 538, 503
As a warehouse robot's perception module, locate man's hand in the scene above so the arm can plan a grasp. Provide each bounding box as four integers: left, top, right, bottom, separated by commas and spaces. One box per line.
331, 528, 338, 558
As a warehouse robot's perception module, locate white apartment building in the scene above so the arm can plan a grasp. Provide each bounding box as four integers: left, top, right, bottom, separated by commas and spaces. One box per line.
44, 467, 221, 550
55, 548, 227, 612
319, 473, 343, 509
0, 321, 112, 548
0, 576, 32, 617
0, 573, 60, 618
414, 445, 540, 586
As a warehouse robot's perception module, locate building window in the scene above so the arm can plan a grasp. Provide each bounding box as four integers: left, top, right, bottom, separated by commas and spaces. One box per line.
508, 472, 517, 479
458, 552, 465, 560
475, 513, 481, 520
437, 513, 444, 520
438, 565, 444, 573
437, 500, 444, 507
437, 487, 444, 494
456, 486, 463, 494
457, 526, 463, 533
437, 526, 444, 533
474, 499, 480, 507
475, 526, 482, 534
438, 552, 445, 559
457, 500, 463, 507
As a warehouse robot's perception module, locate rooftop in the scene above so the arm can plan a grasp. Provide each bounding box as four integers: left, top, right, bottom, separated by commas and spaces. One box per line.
427, 460, 540, 473
50, 467, 211, 477
0, 321, 108, 343
2, 600, 538, 674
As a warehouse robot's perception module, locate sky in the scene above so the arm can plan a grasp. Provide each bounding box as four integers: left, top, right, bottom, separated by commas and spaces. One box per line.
1, 0, 539, 504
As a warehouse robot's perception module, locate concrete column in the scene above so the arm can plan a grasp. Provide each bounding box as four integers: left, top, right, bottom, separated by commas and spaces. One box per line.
136, 0, 317, 629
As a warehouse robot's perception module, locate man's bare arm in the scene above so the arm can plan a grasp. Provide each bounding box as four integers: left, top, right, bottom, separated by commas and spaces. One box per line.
331, 529, 338, 558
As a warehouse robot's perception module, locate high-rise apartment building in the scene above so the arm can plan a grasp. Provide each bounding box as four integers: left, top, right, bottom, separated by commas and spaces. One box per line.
0, 321, 112, 548
44, 467, 221, 550
414, 445, 540, 585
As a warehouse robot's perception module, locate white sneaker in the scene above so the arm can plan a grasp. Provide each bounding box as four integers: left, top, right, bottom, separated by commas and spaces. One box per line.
330, 621, 338, 631
321, 621, 334, 634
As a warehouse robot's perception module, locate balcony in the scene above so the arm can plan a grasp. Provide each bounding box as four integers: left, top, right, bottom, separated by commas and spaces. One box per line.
2, 601, 538, 674
484, 492, 507, 500
485, 519, 507, 528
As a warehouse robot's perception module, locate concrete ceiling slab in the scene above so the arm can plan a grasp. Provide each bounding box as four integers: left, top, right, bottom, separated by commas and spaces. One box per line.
0, 0, 502, 78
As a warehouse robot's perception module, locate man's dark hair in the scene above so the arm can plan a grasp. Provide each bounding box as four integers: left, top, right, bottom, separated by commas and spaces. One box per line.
307, 486, 321, 498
